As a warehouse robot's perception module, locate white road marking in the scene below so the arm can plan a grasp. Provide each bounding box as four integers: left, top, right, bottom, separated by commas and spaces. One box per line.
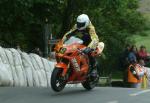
107, 100, 119, 103
130, 89, 150, 96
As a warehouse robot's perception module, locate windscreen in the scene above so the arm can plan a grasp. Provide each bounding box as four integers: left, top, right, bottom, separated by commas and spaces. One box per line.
64, 36, 83, 45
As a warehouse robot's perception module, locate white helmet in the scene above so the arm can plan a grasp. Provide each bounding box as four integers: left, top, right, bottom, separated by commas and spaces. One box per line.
76, 14, 90, 30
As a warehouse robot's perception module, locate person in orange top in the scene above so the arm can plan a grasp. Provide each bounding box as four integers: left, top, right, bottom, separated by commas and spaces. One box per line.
127, 60, 145, 88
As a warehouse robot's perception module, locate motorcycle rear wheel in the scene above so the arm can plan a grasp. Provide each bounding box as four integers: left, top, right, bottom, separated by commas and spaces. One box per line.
51, 68, 66, 92
82, 65, 99, 90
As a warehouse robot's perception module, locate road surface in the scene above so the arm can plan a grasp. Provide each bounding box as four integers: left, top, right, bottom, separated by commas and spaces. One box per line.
0, 87, 150, 103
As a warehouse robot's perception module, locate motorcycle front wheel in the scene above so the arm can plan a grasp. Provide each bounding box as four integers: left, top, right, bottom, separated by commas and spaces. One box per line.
51, 68, 66, 92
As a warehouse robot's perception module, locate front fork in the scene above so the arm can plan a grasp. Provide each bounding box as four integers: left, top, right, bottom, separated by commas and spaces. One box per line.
55, 62, 70, 77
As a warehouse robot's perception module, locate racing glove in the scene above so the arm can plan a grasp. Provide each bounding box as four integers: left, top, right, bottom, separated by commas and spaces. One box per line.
83, 47, 92, 54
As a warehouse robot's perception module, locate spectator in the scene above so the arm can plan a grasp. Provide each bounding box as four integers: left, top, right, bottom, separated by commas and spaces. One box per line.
32, 47, 43, 56
120, 44, 131, 86
120, 44, 131, 69
127, 60, 145, 88
16, 44, 21, 52
138, 59, 145, 66
128, 45, 138, 64
138, 59, 148, 89
138, 45, 150, 65
122, 45, 138, 86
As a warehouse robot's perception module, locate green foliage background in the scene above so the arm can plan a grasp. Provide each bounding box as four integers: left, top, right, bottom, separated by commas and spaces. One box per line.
0, 0, 146, 74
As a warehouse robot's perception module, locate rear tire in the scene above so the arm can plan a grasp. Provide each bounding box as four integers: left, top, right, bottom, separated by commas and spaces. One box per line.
82, 64, 99, 90
82, 80, 95, 90
51, 68, 66, 92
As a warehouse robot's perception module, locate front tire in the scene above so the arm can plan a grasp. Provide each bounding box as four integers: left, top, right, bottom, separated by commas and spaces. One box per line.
51, 68, 66, 92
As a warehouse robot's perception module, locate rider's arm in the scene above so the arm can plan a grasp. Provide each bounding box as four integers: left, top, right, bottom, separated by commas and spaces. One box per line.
87, 23, 99, 49
62, 25, 77, 42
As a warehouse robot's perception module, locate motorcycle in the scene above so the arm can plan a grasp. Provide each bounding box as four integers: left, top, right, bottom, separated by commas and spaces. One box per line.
51, 36, 104, 92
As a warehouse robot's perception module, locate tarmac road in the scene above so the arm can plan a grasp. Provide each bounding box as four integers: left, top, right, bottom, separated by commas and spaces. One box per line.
0, 87, 150, 103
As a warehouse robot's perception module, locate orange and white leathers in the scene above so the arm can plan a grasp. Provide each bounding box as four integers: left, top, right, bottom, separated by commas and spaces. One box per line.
128, 64, 144, 83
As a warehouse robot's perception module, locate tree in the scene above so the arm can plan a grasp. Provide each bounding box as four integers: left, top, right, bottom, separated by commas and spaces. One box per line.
58, 0, 145, 74
0, 0, 145, 74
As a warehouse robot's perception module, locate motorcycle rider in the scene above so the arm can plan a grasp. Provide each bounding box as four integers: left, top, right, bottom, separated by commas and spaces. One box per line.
62, 14, 100, 75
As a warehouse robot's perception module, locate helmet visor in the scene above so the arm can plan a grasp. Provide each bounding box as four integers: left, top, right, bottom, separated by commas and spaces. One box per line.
77, 22, 85, 29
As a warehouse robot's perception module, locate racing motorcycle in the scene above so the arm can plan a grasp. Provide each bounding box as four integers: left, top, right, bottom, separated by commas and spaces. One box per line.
51, 36, 104, 92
